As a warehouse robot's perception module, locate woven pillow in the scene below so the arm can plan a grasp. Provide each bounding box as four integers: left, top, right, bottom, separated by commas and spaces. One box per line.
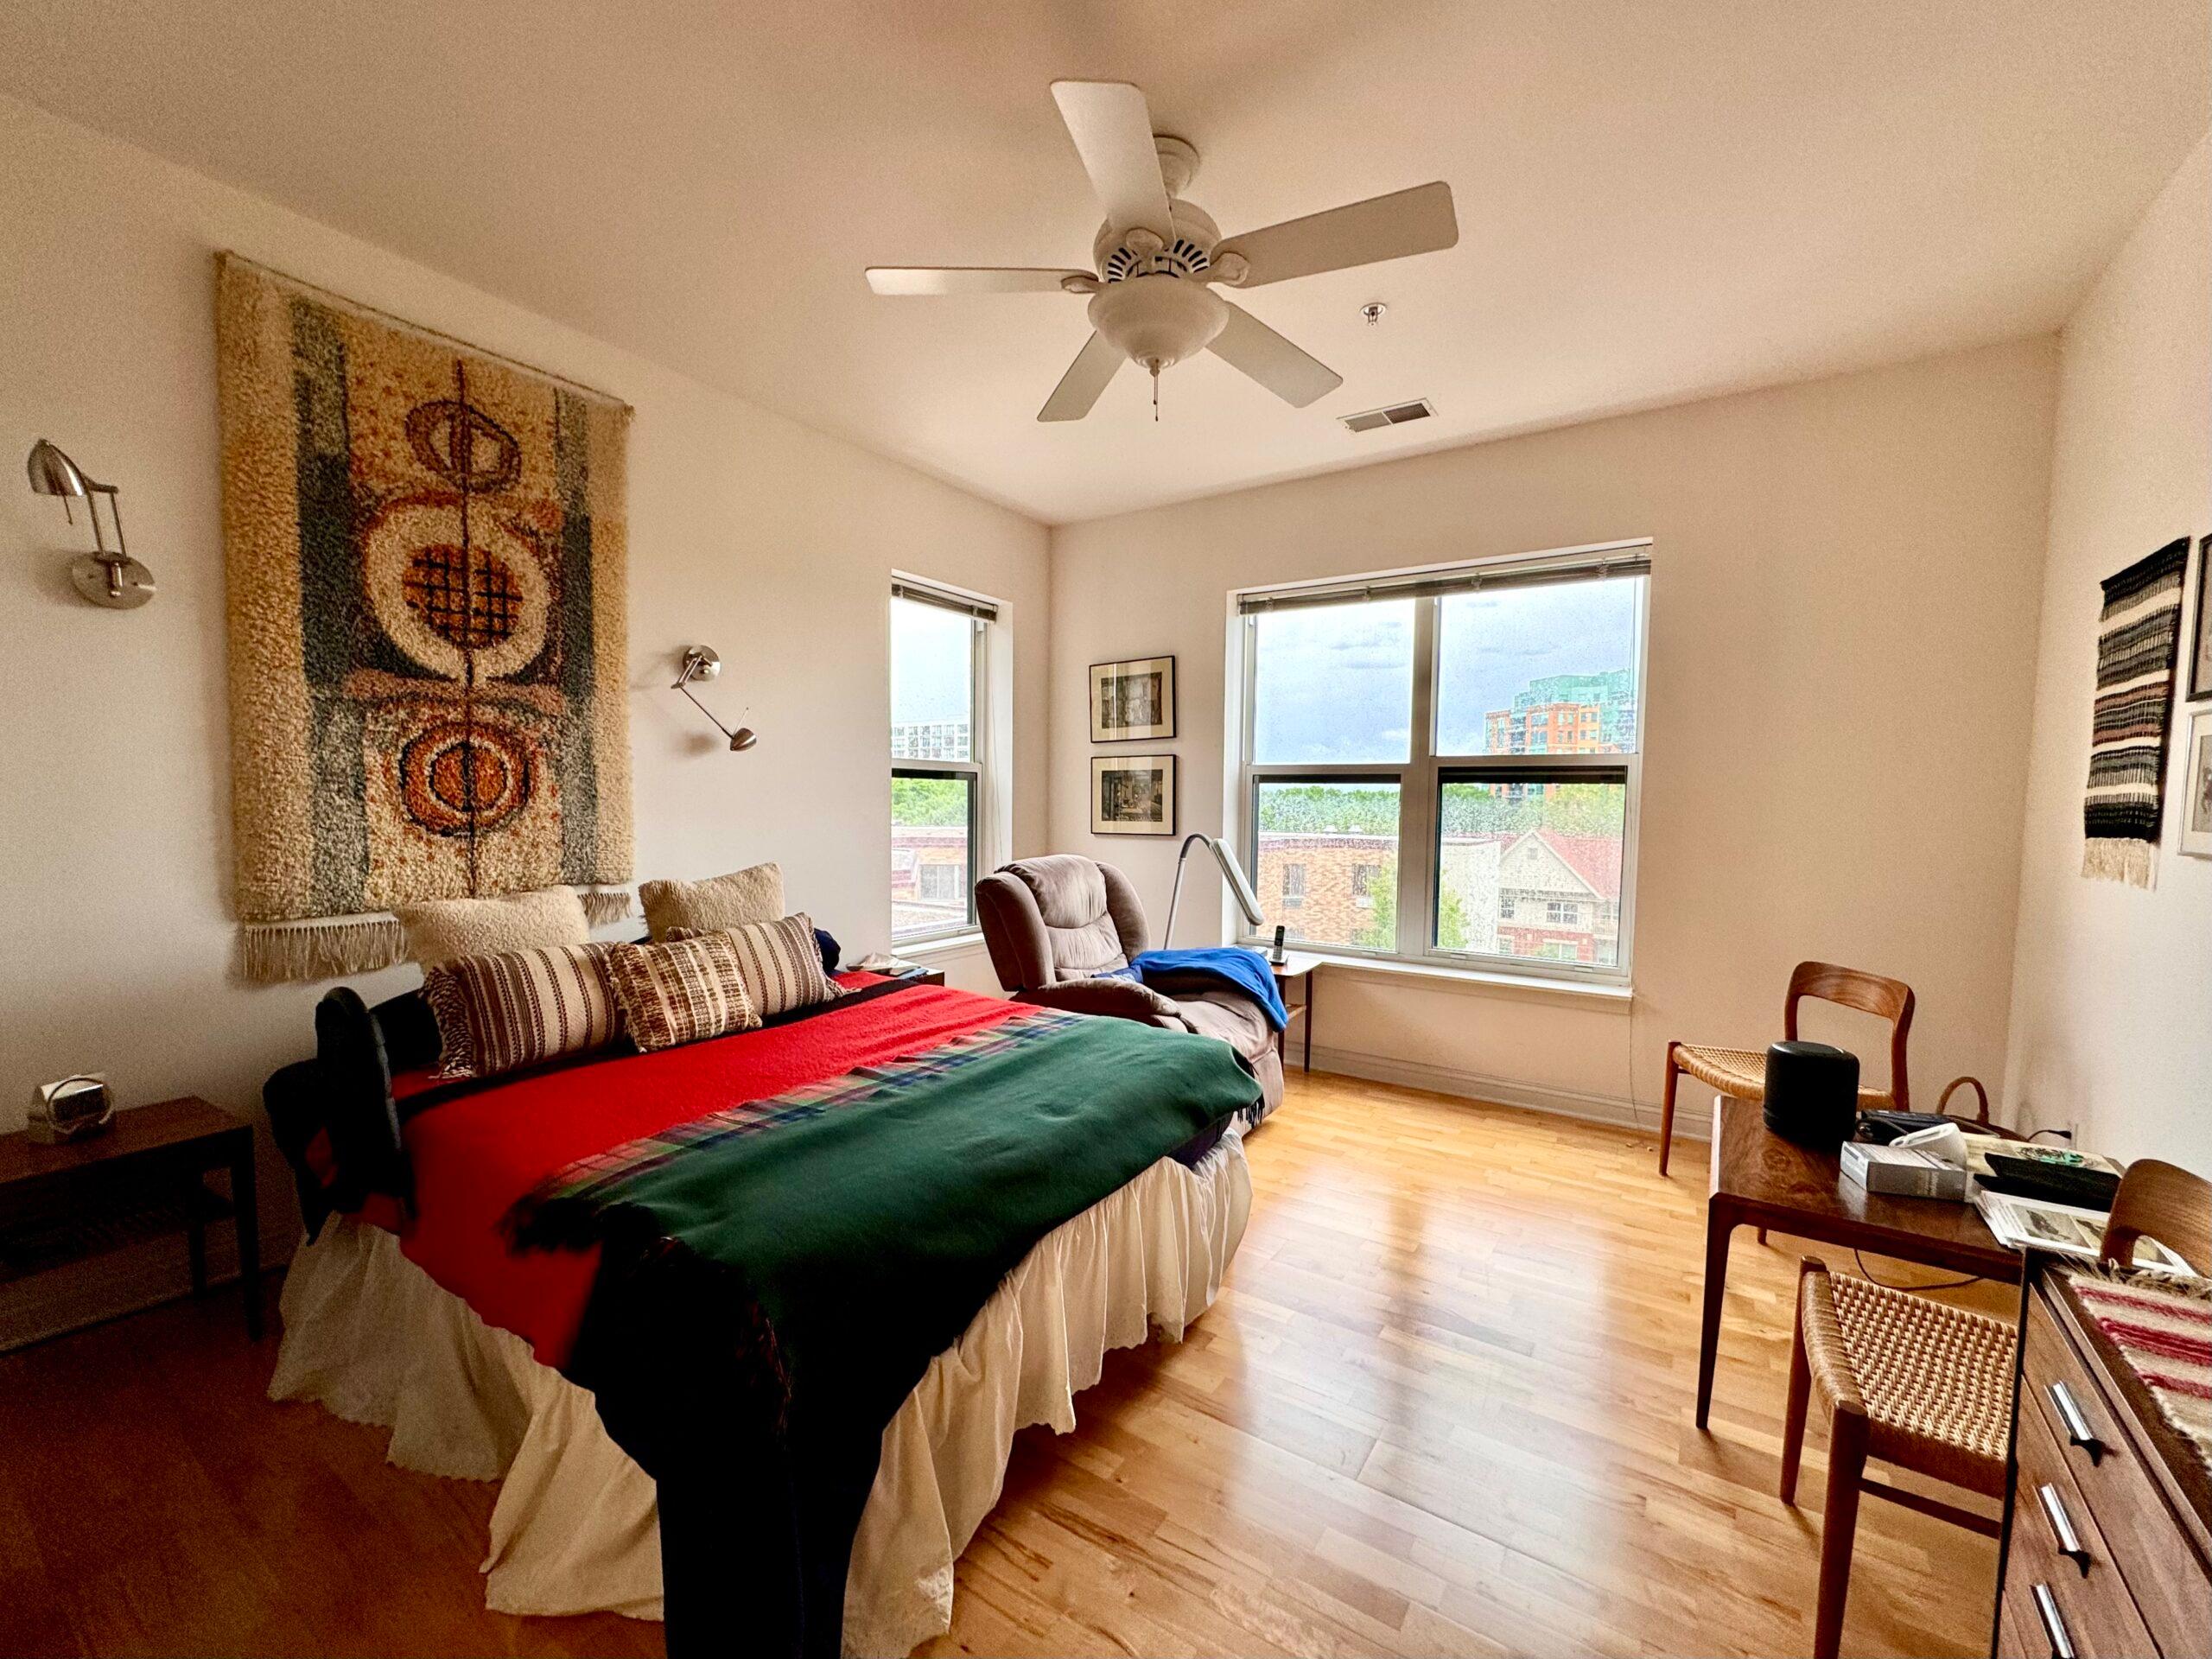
423, 943, 622, 1080
606, 934, 763, 1052
397, 887, 591, 968
669, 912, 842, 1020
639, 863, 785, 942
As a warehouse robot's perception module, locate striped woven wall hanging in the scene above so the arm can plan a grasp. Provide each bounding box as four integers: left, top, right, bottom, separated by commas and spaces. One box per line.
215, 255, 634, 979
2082, 537, 2188, 887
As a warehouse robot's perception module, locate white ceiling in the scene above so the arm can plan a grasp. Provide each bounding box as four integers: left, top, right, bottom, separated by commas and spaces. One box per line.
3, 2, 2204, 524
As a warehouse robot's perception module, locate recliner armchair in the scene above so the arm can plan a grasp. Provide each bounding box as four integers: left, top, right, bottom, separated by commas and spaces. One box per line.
976, 854, 1285, 1119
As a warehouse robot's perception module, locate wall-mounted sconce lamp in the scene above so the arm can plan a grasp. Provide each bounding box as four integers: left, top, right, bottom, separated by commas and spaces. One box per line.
27, 440, 155, 609
671, 646, 758, 752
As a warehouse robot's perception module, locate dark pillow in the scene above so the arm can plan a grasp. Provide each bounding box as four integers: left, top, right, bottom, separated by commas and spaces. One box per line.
814, 925, 842, 977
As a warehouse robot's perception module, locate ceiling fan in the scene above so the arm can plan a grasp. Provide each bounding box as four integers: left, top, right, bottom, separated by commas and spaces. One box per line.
866, 80, 1459, 422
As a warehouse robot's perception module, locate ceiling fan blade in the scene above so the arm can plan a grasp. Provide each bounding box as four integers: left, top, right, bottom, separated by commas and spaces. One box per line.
1215, 181, 1459, 288
1050, 80, 1174, 239
1038, 332, 1123, 423
866, 267, 1090, 296
1207, 302, 1343, 407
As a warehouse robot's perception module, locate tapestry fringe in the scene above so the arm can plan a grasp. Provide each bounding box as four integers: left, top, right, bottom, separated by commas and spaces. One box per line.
239, 917, 406, 983
2082, 837, 2157, 889
581, 887, 635, 927
242, 887, 636, 982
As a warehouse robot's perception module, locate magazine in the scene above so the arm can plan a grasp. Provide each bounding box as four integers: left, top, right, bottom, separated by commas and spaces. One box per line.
1971, 1185, 2192, 1275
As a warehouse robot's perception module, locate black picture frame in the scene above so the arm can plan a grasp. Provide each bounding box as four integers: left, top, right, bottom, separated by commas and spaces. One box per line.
1089, 655, 1177, 742
1090, 753, 1178, 836
2190, 533, 2212, 702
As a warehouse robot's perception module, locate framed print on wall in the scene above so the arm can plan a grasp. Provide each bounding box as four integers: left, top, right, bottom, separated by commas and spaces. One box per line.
1090, 656, 1176, 741
1091, 753, 1178, 836
2190, 534, 2212, 702
2182, 710, 2212, 859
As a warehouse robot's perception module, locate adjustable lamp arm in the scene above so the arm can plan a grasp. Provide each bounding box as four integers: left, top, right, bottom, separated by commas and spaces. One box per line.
1161, 832, 1266, 947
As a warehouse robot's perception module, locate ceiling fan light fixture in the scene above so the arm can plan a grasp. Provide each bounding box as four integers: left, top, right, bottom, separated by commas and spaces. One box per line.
1085, 274, 1226, 375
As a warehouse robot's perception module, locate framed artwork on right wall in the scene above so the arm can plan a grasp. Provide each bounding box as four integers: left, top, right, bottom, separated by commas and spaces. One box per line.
2190, 533, 2212, 702
2182, 709, 2212, 859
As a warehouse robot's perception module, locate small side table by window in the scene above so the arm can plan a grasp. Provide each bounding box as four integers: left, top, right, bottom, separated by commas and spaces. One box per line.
854, 964, 947, 987
0, 1097, 261, 1340
1265, 953, 1321, 1073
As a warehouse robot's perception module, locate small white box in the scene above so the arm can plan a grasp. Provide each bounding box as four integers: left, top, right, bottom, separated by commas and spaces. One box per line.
1841, 1141, 1967, 1200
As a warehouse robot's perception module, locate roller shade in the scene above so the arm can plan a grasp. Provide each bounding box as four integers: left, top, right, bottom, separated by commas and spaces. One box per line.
893, 577, 998, 621
1237, 543, 1650, 615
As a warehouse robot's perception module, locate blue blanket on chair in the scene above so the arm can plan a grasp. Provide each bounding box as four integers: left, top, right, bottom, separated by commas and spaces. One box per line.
1125, 947, 1287, 1032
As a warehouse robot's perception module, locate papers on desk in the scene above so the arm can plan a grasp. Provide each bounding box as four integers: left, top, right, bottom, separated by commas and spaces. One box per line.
1971, 1186, 2192, 1275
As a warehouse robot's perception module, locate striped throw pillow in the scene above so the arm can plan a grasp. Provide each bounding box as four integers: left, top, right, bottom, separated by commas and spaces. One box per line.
424, 943, 623, 1080
671, 912, 842, 1019
606, 933, 763, 1052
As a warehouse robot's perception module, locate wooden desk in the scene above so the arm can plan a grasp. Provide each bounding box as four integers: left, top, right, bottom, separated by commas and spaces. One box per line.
0, 1097, 261, 1340
1265, 952, 1320, 1073
1697, 1093, 2018, 1427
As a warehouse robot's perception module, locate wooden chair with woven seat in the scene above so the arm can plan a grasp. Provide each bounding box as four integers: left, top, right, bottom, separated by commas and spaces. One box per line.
1657, 961, 1917, 1176
1780, 1158, 2212, 1657
1780, 1259, 2013, 1659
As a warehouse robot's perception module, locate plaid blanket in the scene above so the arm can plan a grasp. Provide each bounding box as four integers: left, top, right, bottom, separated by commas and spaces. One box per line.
504, 1005, 1080, 1244
501, 1005, 1260, 1656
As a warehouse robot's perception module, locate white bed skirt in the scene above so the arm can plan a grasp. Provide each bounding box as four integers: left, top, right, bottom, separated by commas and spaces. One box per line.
269, 1129, 1251, 1656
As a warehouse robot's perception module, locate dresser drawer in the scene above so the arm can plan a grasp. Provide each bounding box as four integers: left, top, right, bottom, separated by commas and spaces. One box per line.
2023, 1287, 2211, 1656
2005, 1400, 2158, 1656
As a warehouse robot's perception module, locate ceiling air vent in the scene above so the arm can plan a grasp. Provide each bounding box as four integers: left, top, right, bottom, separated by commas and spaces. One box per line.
1340, 398, 1435, 433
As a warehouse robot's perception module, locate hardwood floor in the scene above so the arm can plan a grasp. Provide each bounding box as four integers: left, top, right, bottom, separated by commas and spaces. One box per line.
0, 1072, 2008, 1657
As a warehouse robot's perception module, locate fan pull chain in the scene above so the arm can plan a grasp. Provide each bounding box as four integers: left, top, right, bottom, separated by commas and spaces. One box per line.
1151, 363, 1160, 422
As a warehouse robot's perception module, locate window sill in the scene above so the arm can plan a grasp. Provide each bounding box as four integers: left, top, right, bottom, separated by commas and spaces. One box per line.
1297, 950, 1633, 1009
896, 930, 986, 959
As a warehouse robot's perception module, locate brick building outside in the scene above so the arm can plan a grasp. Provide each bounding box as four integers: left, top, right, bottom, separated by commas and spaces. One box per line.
1255, 827, 1621, 966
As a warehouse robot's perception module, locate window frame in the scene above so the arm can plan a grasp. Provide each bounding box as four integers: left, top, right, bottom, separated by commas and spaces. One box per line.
890, 587, 992, 945
1235, 543, 1649, 988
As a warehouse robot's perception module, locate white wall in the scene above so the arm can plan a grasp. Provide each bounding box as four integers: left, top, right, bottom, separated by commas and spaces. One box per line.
1051, 340, 2060, 1132
2003, 136, 2212, 1169
0, 92, 1047, 1166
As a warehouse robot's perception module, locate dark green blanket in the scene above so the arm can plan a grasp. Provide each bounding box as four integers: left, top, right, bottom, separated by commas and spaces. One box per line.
510, 1007, 1259, 1656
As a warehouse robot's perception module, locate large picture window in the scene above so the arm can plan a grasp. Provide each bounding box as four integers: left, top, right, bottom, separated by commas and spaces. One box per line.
1238, 543, 1649, 982
891, 580, 994, 943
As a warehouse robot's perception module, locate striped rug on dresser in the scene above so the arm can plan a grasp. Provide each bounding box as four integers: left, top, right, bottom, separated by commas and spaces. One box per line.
2067, 1267, 2212, 1472
2082, 537, 2189, 887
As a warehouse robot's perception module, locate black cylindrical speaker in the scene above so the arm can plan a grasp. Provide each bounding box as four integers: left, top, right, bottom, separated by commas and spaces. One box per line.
1762, 1041, 1860, 1148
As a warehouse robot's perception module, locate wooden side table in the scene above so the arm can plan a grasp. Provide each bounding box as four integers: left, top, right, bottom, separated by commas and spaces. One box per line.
0, 1097, 261, 1340
1265, 953, 1321, 1073
1696, 1093, 2018, 1427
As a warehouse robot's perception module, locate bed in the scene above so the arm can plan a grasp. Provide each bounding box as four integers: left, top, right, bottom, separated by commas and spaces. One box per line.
264, 972, 1259, 1656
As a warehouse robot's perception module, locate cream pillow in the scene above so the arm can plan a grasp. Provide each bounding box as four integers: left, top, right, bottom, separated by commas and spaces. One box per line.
639, 862, 785, 941
397, 887, 592, 968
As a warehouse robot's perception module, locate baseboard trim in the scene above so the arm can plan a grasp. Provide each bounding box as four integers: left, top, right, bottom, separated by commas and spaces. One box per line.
1301, 1043, 1707, 1143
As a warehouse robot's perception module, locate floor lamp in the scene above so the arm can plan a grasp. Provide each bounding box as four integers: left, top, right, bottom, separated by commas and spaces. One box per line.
1160, 832, 1268, 950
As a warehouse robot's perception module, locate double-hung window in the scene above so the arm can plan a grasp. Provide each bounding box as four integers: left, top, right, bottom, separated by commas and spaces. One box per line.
890, 578, 995, 944
1236, 540, 1649, 984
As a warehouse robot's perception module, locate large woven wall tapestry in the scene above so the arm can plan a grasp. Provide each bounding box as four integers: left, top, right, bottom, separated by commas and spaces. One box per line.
2081, 536, 2188, 889
216, 255, 633, 980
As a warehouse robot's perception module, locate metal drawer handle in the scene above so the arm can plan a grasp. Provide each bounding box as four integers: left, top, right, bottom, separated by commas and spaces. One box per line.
2046, 1381, 2105, 1465
2031, 1583, 2075, 1659
2035, 1483, 2090, 1575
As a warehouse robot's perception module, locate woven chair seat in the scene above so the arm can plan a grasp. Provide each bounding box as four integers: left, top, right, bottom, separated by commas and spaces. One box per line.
1672, 1043, 1895, 1109
1801, 1269, 2016, 1497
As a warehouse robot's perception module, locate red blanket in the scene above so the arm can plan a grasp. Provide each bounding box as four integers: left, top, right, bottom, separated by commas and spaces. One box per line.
384, 977, 1020, 1368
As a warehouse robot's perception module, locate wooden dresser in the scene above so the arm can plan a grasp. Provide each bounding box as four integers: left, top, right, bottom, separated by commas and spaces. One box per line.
1997, 1256, 2211, 1658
